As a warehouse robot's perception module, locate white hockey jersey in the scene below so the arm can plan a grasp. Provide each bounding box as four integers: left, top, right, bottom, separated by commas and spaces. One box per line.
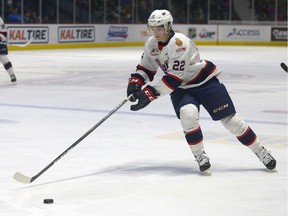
0, 16, 4, 27
0, 16, 7, 43
135, 31, 222, 96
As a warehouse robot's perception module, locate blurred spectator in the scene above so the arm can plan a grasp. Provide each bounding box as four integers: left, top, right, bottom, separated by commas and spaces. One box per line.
76, 0, 89, 10
25, 9, 39, 23
0, 0, 286, 24
190, 0, 208, 24
137, 0, 151, 23
6, 7, 24, 23
255, 0, 275, 21
209, 0, 240, 21
277, 0, 287, 21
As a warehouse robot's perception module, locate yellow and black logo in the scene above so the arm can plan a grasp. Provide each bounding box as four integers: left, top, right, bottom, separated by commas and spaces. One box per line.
175, 38, 183, 46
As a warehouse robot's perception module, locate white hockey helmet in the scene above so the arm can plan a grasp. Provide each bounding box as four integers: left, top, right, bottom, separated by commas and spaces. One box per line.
147, 9, 173, 33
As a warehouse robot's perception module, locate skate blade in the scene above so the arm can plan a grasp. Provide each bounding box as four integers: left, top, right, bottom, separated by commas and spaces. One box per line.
267, 168, 278, 172
200, 169, 211, 176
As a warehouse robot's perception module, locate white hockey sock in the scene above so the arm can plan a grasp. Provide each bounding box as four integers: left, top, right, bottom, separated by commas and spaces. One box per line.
7, 67, 14, 76
247, 138, 263, 154
0, 56, 14, 76
189, 142, 205, 156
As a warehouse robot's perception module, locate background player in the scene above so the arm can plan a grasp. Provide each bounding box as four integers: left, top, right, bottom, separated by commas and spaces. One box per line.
127, 9, 276, 173
0, 16, 16, 83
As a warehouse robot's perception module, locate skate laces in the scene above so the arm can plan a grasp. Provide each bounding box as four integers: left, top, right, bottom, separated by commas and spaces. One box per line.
256, 148, 273, 165
195, 152, 210, 166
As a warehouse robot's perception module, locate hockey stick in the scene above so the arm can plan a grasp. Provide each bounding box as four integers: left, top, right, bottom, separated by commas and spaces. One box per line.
8, 37, 33, 47
280, 62, 287, 73
13, 94, 133, 184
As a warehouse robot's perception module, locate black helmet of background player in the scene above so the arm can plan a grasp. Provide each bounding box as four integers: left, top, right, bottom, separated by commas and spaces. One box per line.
147, 9, 173, 35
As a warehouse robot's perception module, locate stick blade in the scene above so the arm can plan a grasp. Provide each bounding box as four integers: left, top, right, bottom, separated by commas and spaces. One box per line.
13, 172, 32, 184
10, 37, 33, 47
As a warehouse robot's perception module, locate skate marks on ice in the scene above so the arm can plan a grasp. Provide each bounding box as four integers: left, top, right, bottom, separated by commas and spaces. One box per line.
0, 119, 18, 124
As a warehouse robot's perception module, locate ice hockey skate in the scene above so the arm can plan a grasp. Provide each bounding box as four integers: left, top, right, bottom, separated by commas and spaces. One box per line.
195, 151, 211, 173
255, 147, 276, 170
10, 74, 17, 83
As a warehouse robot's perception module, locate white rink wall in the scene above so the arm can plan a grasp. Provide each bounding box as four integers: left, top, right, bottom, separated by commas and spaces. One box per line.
6, 24, 287, 50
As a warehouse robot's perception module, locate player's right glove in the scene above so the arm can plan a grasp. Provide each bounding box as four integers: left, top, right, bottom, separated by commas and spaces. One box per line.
127, 73, 145, 102
130, 85, 159, 111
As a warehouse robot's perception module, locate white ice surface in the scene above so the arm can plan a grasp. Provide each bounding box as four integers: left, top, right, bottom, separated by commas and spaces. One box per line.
0, 46, 287, 216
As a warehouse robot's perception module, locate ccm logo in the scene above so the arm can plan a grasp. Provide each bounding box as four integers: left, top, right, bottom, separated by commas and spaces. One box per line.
144, 90, 155, 101
213, 104, 228, 113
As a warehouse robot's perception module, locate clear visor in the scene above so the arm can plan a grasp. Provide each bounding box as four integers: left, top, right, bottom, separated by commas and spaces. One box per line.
147, 24, 168, 35
150, 26, 165, 33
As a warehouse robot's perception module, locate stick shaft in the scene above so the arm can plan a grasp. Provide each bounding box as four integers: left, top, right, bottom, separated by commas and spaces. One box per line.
16, 95, 132, 183
8, 37, 33, 47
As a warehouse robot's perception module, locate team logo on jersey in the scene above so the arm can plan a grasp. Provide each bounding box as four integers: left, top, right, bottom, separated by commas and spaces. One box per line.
150, 48, 159, 56
155, 59, 169, 73
175, 38, 183, 46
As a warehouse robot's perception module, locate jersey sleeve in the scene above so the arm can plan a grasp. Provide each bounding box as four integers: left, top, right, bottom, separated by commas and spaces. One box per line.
133, 37, 159, 83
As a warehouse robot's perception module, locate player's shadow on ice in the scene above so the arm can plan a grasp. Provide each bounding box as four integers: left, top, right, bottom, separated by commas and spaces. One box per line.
15, 161, 270, 189
90, 161, 267, 176
104, 162, 195, 176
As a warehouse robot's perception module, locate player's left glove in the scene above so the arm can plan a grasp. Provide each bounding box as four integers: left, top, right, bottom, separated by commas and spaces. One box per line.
130, 85, 159, 111
127, 73, 145, 102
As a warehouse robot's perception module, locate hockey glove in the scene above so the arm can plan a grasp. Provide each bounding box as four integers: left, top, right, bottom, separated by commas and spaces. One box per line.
127, 73, 145, 102
130, 85, 159, 111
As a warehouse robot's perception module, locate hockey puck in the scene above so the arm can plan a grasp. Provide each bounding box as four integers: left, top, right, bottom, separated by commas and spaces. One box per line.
43, 199, 54, 204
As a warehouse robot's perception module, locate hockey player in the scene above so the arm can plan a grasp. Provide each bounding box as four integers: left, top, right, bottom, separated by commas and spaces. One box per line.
126, 9, 276, 172
0, 16, 16, 83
